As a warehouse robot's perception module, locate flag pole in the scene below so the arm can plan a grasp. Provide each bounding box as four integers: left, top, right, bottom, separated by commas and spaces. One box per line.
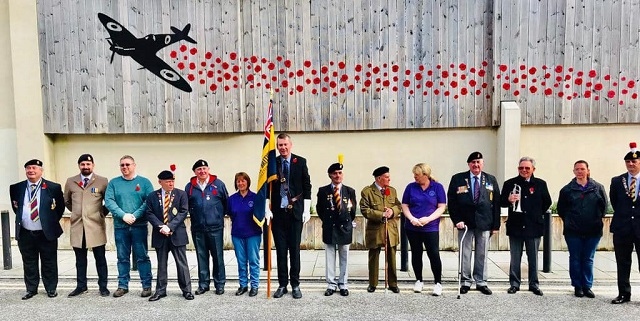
267, 181, 272, 298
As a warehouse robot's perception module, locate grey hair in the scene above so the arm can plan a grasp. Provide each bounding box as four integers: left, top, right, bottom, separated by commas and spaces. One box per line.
519, 156, 536, 167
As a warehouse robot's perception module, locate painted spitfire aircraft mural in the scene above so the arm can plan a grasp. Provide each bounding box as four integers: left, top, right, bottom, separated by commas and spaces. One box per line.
98, 13, 196, 92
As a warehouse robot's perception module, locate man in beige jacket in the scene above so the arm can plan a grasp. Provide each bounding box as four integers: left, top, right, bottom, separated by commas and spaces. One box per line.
64, 154, 110, 297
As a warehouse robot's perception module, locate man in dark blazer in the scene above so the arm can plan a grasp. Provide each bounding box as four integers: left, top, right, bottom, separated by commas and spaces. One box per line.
447, 152, 501, 295
500, 156, 551, 296
9, 159, 65, 300
609, 142, 640, 304
316, 162, 357, 297
145, 170, 193, 301
265, 133, 312, 299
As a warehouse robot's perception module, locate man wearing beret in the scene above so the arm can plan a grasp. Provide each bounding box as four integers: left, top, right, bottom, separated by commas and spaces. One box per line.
610, 142, 640, 304
265, 133, 312, 299
185, 159, 229, 295
9, 159, 65, 299
105, 155, 154, 298
360, 166, 402, 293
63, 154, 110, 297
316, 162, 357, 296
145, 170, 193, 301
447, 152, 501, 295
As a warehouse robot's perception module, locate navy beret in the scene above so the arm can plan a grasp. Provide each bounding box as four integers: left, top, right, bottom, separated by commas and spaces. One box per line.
372, 166, 389, 177
192, 159, 209, 171
157, 170, 175, 180
467, 152, 483, 163
24, 159, 43, 168
77, 154, 94, 164
327, 163, 343, 173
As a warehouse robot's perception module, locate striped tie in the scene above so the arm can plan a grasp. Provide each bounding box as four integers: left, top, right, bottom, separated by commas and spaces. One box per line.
29, 184, 39, 221
631, 177, 637, 202
334, 186, 341, 211
163, 192, 171, 224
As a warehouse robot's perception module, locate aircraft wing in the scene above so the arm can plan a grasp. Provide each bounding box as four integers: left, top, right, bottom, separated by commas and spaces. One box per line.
98, 13, 137, 48
131, 55, 193, 92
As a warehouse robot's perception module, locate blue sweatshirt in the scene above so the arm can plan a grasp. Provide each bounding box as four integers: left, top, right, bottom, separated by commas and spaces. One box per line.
105, 175, 154, 228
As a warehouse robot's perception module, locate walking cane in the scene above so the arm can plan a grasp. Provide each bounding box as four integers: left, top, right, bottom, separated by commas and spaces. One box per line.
384, 216, 388, 295
457, 225, 468, 299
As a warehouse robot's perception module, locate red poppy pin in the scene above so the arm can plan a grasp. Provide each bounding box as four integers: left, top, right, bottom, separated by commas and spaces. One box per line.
77, 181, 83, 187
293, 158, 298, 164
41, 182, 47, 189
529, 187, 535, 194
135, 184, 140, 191
212, 189, 218, 196
384, 188, 391, 196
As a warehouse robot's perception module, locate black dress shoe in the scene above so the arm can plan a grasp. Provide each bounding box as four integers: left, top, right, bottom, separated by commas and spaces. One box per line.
324, 288, 335, 296
611, 295, 631, 304
292, 287, 302, 299
68, 287, 88, 297
529, 287, 543, 296
583, 288, 595, 298
195, 287, 209, 295
148, 293, 166, 302
389, 286, 400, 293
339, 289, 349, 296
99, 288, 110, 297
574, 287, 584, 297
249, 288, 258, 297
367, 285, 376, 293
273, 287, 288, 298
507, 286, 519, 294
235, 287, 248, 296
215, 288, 225, 295
47, 291, 58, 298
476, 286, 492, 295
460, 286, 470, 294
183, 292, 194, 300
21, 291, 37, 300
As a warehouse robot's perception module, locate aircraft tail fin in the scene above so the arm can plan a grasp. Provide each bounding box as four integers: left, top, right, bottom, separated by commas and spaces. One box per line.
171, 24, 197, 44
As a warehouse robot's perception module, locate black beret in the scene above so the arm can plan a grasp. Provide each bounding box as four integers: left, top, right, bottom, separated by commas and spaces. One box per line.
372, 166, 389, 177
157, 170, 175, 180
625, 142, 639, 160
192, 159, 209, 171
467, 151, 483, 163
327, 163, 343, 173
77, 154, 94, 164
24, 159, 43, 168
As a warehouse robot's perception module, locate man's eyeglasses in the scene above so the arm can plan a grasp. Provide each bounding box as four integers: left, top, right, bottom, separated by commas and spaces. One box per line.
518, 166, 532, 170
120, 163, 133, 167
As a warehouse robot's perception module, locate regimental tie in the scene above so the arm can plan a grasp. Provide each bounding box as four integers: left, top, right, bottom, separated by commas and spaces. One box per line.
163, 192, 171, 224
333, 186, 341, 211
631, 177, 637, 202
29, 184, 39, 222
83, 177, 89, 188
280, 160, 289, 198
473, 176, 480, 203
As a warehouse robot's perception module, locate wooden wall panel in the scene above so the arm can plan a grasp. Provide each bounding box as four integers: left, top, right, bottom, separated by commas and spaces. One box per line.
36, 0, 640, 134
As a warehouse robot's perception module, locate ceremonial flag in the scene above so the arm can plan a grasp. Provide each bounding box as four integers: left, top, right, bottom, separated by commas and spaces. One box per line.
253, 96, 277, 226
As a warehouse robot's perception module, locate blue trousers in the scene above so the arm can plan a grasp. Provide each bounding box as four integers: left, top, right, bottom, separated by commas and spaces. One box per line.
232, 234, 262, 289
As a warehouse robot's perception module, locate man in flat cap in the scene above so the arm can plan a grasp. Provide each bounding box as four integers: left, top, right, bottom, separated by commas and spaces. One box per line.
9, 159, 65, 299
265, 133, 312, 299
316, 161, 357, 296
360, 166, 402, 293
610, 142, 640, 304
185, 159, 229, 295
145, 170, 193, 301
447, 152, 501, 295
63, 154, 110, 297
105, 155, 154, 298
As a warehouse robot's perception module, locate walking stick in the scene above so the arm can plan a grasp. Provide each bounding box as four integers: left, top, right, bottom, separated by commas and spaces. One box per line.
457, 225, 468, 299
384, 216, 388, 294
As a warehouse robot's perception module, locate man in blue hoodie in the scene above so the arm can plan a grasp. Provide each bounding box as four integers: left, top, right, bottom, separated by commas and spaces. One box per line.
186, 159, 229, 295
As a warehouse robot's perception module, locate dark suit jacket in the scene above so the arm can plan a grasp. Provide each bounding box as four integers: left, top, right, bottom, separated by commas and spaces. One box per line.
269, 154, 312, 221
610, 173, 640, 236
9, 179, 65, 241
500, 174, 552, 238
316, 184, 357, 245
145, 188, 189, 248
447, 171, 501, 231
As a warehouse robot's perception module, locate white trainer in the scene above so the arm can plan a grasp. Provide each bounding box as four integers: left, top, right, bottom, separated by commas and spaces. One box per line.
432, 282, 442, 296
413, 280, 423, 293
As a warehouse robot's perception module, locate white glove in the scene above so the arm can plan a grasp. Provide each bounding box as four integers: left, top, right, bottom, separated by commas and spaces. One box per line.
302, 199, 311, 224
265, 200, 273, 225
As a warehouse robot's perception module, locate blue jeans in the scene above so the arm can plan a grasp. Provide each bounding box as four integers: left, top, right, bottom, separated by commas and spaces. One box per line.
114, 226, 152, 289
232, 235, 262, 289
564, 235, 601, 289
193, 228, 226, 290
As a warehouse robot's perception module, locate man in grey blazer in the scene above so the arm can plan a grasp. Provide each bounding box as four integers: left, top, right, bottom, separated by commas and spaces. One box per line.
145, 170, 193, 301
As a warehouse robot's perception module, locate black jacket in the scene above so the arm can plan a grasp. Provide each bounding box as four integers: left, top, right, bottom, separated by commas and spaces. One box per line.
447, 171, 501, 231
500, 175, 552, 238
609, 173, 640, 236
557, 178, 607, 237
316, 184, 357, 245
269, 154, 312, 221
10, 179, 65, 241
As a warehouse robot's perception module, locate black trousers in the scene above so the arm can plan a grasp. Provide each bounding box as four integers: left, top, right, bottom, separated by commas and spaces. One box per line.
272, 209, 303, 288
17, 227, 58, 293
613, 232, 640, 296
406, 229, 442, 283
154, 238, 192, 295
73, 231, 108, 290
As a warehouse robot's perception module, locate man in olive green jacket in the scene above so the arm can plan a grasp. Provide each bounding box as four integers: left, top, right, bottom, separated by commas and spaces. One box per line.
360, 166, 402, 293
